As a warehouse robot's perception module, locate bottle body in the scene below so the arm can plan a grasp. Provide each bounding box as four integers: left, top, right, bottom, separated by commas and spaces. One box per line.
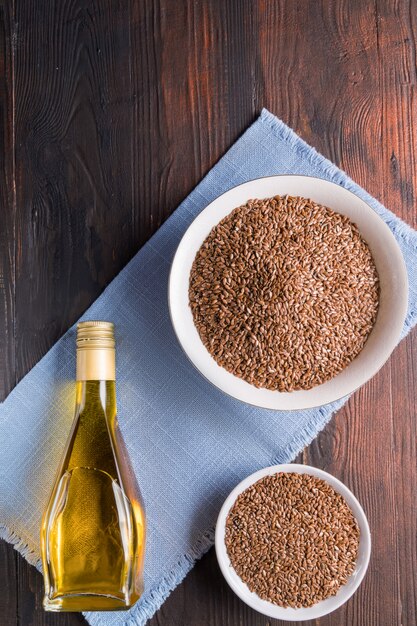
41, 323, 145, 611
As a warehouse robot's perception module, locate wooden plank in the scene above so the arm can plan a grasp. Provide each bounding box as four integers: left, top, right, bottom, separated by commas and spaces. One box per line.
12, 0, 139, 376
0, 0, 15, 399
0, 4, 18, 624
0, 542, 18, 626
300, 0, 417, 623
390, 332, 417, 626
128, 0, 259, 238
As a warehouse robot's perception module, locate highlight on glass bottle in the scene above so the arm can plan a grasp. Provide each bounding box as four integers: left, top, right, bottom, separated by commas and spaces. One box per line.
41, 321, 146, 611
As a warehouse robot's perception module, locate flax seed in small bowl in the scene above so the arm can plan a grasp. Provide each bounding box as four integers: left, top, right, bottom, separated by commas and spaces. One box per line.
215, 464, 371, 621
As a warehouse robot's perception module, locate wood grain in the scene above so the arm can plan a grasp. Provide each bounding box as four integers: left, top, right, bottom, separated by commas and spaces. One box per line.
0, 540, 17, 626
13, 0, 140, 373
1, 0, 417, 625
0, 0, 15, 400
0, 3, 18, 621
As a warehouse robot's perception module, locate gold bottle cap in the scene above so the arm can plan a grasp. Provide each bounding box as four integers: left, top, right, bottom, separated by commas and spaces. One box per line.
76, 321, 116, 380
76, 321, 115, 350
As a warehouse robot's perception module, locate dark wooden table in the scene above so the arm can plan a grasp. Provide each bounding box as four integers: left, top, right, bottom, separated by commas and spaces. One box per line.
1, 1, 416, 625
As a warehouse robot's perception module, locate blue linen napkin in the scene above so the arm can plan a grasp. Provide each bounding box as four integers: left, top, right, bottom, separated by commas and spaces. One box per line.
1, 109, 417, 626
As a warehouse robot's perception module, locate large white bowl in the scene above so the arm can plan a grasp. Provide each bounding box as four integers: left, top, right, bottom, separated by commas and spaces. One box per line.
169, 176, 408, 410
215, 464, 371, 621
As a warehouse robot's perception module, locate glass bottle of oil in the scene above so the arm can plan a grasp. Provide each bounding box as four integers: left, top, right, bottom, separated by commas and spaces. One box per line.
41, 321, 146, 611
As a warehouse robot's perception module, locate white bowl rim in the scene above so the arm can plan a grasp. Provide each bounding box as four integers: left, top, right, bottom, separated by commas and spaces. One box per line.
168, 175, 408, 410
215, 463, 371, 621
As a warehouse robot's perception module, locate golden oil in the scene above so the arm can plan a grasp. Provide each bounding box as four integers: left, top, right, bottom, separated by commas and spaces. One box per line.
41, 322, 145, 611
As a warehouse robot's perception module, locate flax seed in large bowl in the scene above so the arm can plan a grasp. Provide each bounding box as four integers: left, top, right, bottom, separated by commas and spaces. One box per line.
189, 194, 380, 392
169, 175, 408, 410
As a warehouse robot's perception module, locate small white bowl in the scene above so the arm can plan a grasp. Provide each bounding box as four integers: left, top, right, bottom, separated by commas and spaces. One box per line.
215, 464, 371, 621
169, 175, 408, 410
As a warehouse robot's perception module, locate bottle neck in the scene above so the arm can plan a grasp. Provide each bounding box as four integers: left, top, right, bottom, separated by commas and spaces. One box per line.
75, 380, 117, 420
76, 348, 115, 381
71, 381, 117, 471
